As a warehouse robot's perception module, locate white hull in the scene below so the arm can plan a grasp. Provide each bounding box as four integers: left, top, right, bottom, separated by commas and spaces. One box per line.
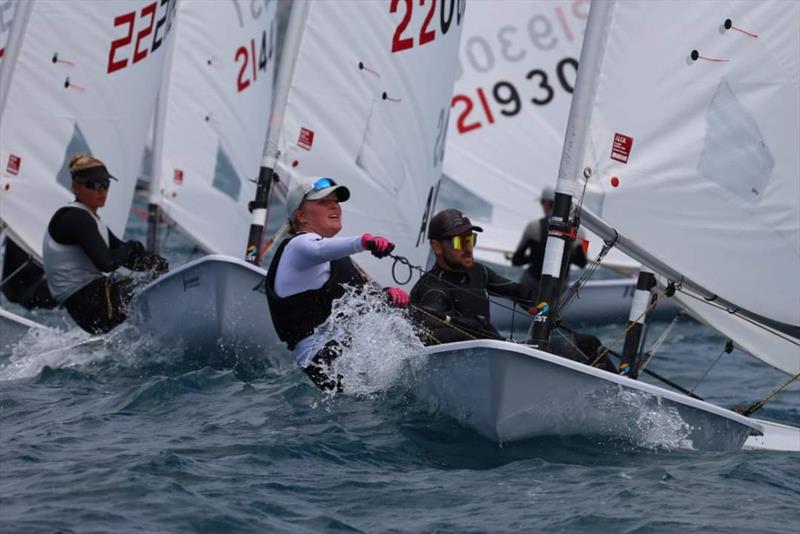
414, 340, 762, 451
744, 418, 800, 452
0, 307, 48, 352
131, 255, 281, 360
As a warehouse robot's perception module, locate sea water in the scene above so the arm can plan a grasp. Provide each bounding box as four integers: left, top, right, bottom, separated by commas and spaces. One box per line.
1, 199, 798, 533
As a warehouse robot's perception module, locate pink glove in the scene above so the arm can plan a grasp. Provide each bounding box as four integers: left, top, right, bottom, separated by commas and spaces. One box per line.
385, 287, 409, 308
361, 233, 396, 258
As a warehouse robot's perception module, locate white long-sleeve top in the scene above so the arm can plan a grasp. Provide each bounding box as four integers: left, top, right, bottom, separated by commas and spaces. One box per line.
273, 232, 365, 366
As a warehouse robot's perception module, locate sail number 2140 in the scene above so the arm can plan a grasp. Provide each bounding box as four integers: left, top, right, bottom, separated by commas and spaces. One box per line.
390, 0, 465, 53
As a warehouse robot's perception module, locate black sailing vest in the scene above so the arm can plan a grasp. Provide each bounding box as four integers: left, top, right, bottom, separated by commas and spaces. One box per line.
265, 234, 366, 350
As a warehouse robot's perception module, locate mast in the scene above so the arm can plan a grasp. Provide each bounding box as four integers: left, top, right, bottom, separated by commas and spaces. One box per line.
244, 0, 310, 265
0, 0, 31, 120
527, 0, 616, 349
538, 0, 799, 374
146, 1, 182, 254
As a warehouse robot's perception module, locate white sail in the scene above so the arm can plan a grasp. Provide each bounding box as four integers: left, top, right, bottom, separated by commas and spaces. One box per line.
0, 0, 175, 259
149, 0, 276, 257
265, 0, 464, 287
559, 0, 800, 373
442, 0, 635, 270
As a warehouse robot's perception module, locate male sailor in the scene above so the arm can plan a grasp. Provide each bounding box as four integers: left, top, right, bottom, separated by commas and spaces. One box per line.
409, 209, 535, 344
410, 209, 616, 372
42, 154, 168, 334
265, 176, 409, 393
511, 186, 587, 295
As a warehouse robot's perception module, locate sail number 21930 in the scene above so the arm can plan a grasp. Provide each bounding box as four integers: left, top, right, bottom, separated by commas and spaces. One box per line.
390, 0, 465, 53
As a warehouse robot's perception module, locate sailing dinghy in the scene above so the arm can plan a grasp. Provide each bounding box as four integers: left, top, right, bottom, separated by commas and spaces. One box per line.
416, 0, 799, 451
0, 0, 173, 340
132, 0, 464, 359
129, 0, 279, 358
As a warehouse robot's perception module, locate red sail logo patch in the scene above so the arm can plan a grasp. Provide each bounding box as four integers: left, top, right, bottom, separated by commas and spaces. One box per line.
298, 127, 314, 151
6, 154, 21, 175
611, 133, 634, 164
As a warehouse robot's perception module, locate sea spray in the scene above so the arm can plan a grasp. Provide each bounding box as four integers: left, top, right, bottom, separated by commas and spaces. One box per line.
0, 325, 111, 381
0, 321, 184, 381
312, 285, 426, 396
594, 386, 694, 450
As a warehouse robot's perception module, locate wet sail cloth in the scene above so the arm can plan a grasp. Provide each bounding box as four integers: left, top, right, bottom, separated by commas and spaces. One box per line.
557, 0, 800, 374
263, 0, 464, 288
148, 0, 276, 256
0, 0, 173, 260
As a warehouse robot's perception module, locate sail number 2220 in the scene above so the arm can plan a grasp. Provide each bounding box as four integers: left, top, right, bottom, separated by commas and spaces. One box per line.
390, 0, 465, 53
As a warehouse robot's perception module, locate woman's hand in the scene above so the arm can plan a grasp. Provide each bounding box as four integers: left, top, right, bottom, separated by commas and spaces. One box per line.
361, 233, 395, 258
385, 287, 409, 308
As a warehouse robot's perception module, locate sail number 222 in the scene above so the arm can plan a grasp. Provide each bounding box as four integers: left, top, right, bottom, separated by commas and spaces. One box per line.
107, 0, 176, 74
390, 0, 466, 53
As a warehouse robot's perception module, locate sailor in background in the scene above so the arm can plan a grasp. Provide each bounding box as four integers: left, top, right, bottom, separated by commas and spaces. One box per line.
410, 209, 535, 344
512, 186, 587, 295
265, 177, 409, 392
42, 154, 168, 334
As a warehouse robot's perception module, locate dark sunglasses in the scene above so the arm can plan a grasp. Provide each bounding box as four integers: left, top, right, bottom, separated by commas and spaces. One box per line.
83, 178, 111, 190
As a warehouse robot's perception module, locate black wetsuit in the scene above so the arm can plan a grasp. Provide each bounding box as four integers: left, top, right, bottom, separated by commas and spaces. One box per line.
409, 262, 534, 344
46, 206, 167, 334
409, 260, 616, 372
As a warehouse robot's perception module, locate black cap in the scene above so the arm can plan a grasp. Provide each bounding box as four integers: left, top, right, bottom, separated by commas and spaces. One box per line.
70, 165, 118, 183
428, 209, 483, 240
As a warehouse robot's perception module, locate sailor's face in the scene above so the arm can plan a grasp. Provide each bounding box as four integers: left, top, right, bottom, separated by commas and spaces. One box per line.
73, 180, 108, 213
297, 192, 342, 237
437, 231, 474, 270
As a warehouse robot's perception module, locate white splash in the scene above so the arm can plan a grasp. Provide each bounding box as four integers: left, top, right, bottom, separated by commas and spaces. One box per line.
0, 325, 112, 381
598, 387, 695, 450
312, 285, 426, 396
0, 319, 187, 381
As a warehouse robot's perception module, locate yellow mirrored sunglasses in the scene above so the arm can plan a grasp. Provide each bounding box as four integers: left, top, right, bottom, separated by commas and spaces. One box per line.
448, 233, 477, 250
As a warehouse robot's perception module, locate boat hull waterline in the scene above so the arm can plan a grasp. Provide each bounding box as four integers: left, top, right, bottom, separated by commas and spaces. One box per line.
131, 255, 281, 361
415, 340, 762, 451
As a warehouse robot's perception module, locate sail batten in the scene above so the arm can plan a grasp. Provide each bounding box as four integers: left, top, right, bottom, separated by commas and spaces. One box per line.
559, 0, 800, 374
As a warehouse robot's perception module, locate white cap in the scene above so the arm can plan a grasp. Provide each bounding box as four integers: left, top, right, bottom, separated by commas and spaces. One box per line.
540, 186, 555, 202
286, 176, 350, 219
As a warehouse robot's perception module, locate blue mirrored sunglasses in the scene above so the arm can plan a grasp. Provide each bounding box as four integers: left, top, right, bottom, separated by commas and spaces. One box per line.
307, 177, 336, 194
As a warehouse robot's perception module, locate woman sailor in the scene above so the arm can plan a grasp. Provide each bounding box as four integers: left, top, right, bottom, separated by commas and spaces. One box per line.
265, 176, 409, 392
42, 154, 168, 334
